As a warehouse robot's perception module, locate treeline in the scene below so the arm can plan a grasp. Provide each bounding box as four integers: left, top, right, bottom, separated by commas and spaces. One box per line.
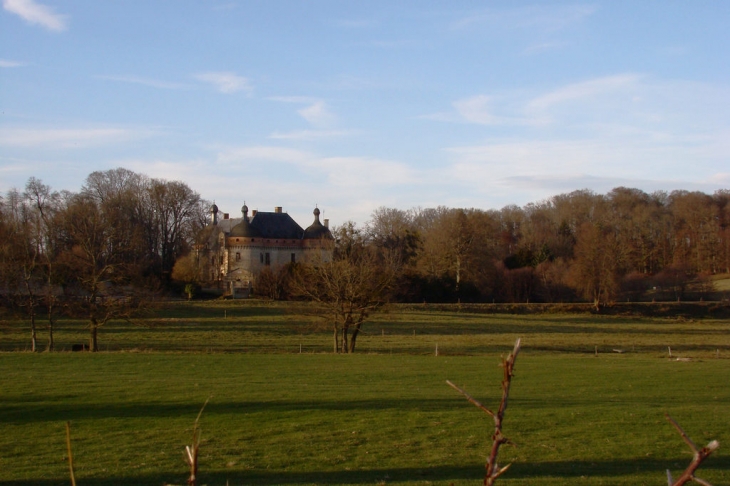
3, 168, 730, 350
360, 187, 730, 306
0, 168, 209, 351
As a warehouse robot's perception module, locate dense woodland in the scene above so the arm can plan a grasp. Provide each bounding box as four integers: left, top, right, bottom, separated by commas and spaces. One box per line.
2, 168, 730, 350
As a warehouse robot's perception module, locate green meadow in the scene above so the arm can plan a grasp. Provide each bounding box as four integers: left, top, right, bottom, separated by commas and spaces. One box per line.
1, 303, 729, 485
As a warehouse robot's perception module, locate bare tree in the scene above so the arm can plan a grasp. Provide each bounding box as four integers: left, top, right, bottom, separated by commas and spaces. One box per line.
2, 188, 44, 351
59, 194, 146, 351
24, 178, 65, 351
148, 179, 201, 279
290, 224, 399, 353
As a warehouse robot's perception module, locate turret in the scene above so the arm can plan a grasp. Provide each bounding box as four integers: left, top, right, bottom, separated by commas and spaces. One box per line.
210, 203, 219, 225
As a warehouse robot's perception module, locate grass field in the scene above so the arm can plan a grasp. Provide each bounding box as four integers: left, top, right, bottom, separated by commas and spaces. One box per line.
1, 302, 729, 485
2, 301, 730, 357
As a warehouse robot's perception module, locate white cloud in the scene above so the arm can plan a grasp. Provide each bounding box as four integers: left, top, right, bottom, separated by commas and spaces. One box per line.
0, 127, 154, 149
0, 59, 26, 67
3, 0, 67, 32
269, 96, 336, 126
96, 75, 190, 90
297, 101, 335, 126
194, 72, 252, 94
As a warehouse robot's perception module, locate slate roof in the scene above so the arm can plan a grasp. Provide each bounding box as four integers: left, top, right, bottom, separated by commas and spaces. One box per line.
249, 212, 304, 239
210, 207, 330, 241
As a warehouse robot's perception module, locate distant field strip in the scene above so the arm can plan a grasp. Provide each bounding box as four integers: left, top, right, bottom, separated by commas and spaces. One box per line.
1, 303, 729, 356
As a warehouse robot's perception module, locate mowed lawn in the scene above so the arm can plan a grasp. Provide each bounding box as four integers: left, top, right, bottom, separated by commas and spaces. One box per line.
1, 304, 729, 485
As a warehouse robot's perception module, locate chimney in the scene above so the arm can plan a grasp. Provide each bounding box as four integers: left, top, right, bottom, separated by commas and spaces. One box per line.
324, 219, 329, 228
274, 206, 282, 214
252, 209, 257, 217
223, 213, 229, 220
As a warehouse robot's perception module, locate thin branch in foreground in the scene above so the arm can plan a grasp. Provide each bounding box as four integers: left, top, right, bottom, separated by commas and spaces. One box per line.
665, 413, 719, 486
185, 397, 211, 486
65, 421, 76, 486
448, 338, 521, 485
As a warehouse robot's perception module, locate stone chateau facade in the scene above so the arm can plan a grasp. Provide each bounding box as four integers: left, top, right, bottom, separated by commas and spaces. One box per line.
202, 203, 333, 296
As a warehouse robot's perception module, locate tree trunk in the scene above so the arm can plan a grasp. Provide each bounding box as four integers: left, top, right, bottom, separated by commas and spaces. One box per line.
90, 319, 99, 352
333, 325, 339, 354
349, 323, 362, 353
341, 325, 349, 354
46, 299, 55, 352
30, 311, 37, 352
46, 321, 54, 352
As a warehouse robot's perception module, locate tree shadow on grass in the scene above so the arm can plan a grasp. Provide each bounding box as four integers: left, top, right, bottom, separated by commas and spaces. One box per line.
4, 393, 730, 426
2, 456, 729, 485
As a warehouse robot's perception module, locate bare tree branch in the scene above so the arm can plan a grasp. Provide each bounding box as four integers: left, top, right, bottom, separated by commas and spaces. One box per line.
185, 397, 211, 486
448, 338, 521, 485
665, 413, 719, 486
446, 380, 494, 417
65, 421, 76, 486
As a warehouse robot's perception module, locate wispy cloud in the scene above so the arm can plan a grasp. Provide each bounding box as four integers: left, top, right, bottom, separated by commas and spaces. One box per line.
214, 145, 414, 188
268, 129, 352, 141
331, 18, 377, 29
523, 41, 568, 55
298, 101, 335, 126
440, 73, 645, 128
0, 127, 155, 149
268, 96, 317, 104
216, 145, 311, 165
96, 75, 190, 90
366, 39, 424, 49
315, 156, 415, 187
269, 96, 336, 126
194, 72, 252, 94
451, 4, 597, 32
0, 58, 26, 68
527, 74, 641, 113
3, 0, 67, 32
453, 95, 500, 125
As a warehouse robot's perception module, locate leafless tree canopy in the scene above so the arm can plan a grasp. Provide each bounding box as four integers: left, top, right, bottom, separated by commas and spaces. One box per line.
289, 223, 400, 353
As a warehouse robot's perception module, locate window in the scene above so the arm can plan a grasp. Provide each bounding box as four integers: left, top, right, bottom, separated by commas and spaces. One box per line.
260, 253, 264, 263
291, 253, 296, 263
219, 256, 223, 264
211, 257, 215, 266
236, 252, 241, 261
265, 252, 271, 266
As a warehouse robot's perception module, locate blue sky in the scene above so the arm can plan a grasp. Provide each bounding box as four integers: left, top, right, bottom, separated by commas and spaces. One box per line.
1, 1, 729, 226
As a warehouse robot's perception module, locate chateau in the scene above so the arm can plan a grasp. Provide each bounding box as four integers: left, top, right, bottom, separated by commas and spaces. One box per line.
203, 203, 333, 296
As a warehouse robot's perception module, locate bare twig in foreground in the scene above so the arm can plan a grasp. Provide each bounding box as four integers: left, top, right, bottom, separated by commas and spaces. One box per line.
447, 338, 521, 485
185, 397, 211, 486
665, 413, 719, 486
65, 421, 76, 486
